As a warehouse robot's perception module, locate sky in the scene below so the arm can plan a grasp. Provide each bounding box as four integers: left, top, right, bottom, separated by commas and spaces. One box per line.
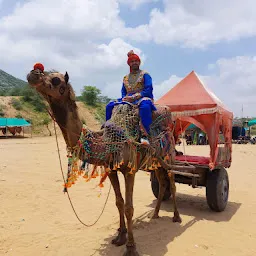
1, 0, 256, 117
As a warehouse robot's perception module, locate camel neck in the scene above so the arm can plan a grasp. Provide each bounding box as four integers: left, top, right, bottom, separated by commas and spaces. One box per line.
49, 100, 82, 148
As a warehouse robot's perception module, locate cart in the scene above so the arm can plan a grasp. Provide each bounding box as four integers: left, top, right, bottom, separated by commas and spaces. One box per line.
153, 71, 233, 212
150, 153, 230, 212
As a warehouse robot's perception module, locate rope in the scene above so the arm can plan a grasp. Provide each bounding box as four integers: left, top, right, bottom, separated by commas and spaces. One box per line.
52, 116, 111, 227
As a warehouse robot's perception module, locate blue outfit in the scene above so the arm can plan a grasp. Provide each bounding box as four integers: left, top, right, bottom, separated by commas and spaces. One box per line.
106, 70, 156, 135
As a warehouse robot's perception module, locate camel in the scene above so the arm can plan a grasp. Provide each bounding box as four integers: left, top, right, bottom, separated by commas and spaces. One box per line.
27, 67, 183, 256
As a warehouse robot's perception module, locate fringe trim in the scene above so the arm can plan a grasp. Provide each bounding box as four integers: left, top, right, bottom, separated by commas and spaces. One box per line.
171, 107, 219, 117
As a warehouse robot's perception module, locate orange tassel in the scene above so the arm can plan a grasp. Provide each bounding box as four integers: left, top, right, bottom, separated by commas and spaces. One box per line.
99, 172, 109, 185
129, 169, 134, 175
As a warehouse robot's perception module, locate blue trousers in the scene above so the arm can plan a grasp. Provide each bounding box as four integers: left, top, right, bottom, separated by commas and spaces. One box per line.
106, 100, 156, 135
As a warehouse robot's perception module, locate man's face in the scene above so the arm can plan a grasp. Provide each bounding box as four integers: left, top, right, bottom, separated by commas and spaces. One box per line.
129, 59, 140, 71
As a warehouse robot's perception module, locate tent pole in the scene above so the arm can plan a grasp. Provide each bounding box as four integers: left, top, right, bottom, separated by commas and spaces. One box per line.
5, 118, 7, 139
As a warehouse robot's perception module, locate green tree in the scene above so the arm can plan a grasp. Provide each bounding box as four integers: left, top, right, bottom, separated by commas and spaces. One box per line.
81, 86, 101, 106
98, 95, 112, 104
8, 87, 23, 96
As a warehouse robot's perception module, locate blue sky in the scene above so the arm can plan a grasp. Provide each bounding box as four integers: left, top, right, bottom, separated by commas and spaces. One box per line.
1, 0, 256, 117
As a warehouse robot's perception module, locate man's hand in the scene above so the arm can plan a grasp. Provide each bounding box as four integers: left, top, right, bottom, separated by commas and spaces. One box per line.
123, 96, 134, 102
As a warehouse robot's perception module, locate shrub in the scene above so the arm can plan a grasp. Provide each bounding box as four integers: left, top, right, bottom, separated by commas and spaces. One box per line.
21, 85, 46, 112
11, 98, 23, 110
15, 114, 23, 119
0, 104, 6, 117
95, 104, 106, 124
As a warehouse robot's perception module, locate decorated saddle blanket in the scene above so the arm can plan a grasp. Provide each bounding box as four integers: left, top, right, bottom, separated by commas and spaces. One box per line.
64, 102, 176, 190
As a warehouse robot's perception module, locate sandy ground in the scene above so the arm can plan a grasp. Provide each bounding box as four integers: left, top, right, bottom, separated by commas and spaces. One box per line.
1, 136, 256, 256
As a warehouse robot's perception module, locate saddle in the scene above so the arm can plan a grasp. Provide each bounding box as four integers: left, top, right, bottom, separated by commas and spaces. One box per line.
103, 102, 173, 145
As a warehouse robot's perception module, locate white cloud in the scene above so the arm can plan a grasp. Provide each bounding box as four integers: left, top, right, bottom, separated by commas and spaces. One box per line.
118, 0, 159, 10
155, 56, 256, 117
0, 0, 256, 119
154, 75, 181, 99
0, 0, 144, 95
131, 0, 256, 48
0, 0, 124, 40
0, 35, 143, 94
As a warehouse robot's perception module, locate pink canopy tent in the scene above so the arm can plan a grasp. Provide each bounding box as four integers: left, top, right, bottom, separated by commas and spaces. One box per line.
156, 71, 233, 169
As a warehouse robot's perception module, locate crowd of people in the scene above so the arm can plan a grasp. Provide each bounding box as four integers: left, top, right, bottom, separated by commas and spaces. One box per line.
185, 130, 208, 145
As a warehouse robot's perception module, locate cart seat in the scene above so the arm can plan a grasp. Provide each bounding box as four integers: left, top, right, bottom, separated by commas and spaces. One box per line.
175, 155, 210, 165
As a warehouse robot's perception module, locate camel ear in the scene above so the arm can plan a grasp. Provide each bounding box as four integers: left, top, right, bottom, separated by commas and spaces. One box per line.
64, 72, 69, 84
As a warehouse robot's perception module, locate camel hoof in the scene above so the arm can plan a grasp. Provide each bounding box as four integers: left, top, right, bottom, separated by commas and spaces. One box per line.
151, 214, 159, 219
123, 245, 140, 256
112, 228, 127, 246
172, 215, 182, 223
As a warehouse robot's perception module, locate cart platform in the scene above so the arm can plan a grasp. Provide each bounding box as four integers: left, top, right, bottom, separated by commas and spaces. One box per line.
175, 155, 210, 166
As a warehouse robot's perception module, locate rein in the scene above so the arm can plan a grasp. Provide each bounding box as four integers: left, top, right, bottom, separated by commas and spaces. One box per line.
44, 97, 111, 227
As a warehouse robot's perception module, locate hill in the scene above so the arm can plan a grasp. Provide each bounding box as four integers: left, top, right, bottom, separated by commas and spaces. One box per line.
0, 96, 101, 136
0, 69, 27, 91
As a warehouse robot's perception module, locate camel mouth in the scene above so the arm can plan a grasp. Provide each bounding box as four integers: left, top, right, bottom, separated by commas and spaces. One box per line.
27, 70, 43, 87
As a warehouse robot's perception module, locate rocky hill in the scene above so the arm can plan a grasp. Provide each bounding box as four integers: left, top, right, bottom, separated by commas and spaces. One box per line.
0, 69, 27, 91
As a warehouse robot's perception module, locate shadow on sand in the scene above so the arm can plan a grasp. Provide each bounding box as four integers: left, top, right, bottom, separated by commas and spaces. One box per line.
94, 192, 241, 256
0, 135, 29, 139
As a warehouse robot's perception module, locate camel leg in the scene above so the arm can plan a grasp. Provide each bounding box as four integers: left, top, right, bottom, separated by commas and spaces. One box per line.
108, 171, 127, 246
168, 172, 182, 223
151, 168, 168, 219
123, 172, 139, 256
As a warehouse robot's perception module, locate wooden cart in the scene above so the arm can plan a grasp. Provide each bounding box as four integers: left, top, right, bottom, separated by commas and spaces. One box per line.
150, 149, 230, 212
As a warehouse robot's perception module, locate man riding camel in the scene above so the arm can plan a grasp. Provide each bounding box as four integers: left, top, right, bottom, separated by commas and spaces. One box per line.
105, 50, 156, 145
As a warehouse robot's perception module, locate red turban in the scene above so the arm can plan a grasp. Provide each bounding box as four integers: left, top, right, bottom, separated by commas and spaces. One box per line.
127, 50, 141, 65
33, 63, 44, 72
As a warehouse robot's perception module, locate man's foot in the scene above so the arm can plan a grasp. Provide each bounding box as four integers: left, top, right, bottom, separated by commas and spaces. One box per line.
140, 137, 150, 145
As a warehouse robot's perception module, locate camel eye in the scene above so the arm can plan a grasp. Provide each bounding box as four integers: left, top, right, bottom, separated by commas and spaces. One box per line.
51, 77, 61, 86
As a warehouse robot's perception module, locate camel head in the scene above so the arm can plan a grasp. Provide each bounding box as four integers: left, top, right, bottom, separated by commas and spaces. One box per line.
27, 63, 82, 148
26, 63, 76, 103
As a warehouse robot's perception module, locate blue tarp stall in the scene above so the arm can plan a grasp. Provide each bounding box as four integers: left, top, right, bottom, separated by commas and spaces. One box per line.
0, 118, 31, 137
248, 119, 256, 127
